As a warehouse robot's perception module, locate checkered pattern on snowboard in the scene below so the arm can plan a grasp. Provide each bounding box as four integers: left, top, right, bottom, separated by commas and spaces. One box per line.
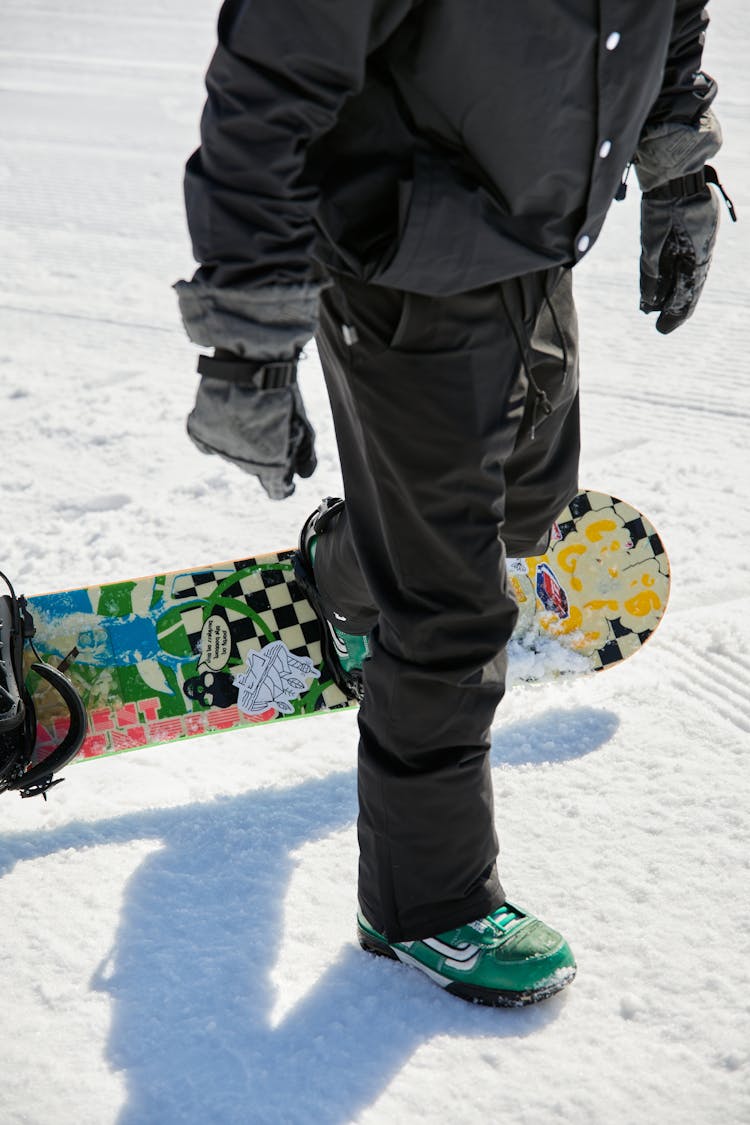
168, 553, 349, 710
172, 556, 315, 656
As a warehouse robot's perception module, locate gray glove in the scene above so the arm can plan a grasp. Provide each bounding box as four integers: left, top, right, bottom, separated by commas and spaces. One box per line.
635, 110, 733, 334
175, 278, 321, 499
639, 172, 721, 334
187, 351, 316, 500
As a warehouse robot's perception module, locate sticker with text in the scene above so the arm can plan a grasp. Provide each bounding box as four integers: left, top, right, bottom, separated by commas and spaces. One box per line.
199, 613, 232, 671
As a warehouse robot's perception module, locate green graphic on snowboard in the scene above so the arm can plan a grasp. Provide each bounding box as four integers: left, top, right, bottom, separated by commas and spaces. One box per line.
26, 554, 350, 762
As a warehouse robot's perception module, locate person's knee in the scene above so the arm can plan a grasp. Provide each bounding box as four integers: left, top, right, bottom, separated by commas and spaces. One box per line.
379, 593, 519, 671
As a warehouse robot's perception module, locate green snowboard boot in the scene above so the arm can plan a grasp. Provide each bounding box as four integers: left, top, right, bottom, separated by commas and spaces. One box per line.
358, 903, 576, 1007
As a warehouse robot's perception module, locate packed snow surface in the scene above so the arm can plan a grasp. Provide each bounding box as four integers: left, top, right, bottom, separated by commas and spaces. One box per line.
1, 3, 748, 1123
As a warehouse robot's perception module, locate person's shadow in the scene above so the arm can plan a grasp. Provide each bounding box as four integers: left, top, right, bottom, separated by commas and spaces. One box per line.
0, 705, 618, 1124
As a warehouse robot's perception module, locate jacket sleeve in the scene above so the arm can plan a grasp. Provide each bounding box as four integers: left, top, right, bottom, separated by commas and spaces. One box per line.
644, 0, 717, 128
184, 0, 412, 291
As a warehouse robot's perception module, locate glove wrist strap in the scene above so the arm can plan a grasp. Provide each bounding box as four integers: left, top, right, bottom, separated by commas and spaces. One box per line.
644, 165, 736, 221
197, 351, 298, 389
643, 167, 709, 201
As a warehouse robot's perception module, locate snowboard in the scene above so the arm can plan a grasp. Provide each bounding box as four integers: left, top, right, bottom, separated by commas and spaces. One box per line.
14, 490, 669, 786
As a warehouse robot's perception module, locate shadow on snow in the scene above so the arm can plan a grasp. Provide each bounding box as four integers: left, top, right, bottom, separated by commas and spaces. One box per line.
0, 705, 617, 1124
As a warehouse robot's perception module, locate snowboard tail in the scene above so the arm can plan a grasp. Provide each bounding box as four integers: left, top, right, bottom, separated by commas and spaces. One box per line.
3, 490, 669, 795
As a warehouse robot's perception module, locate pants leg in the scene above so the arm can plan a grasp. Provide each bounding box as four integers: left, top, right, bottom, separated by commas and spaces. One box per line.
314, 269, 579, 941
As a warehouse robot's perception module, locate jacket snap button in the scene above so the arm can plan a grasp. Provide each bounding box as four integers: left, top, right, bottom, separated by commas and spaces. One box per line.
577, 235, 591, 253
599, 140, 612, 158
606, 32, 621, 51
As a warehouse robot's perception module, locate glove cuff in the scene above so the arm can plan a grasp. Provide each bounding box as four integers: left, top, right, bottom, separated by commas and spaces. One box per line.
635, 110, 722, 193
197, 351, 298, 389
174, 279, 321, 361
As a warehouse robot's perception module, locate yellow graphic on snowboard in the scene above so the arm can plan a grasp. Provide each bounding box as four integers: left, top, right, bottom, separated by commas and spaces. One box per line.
508, 493, 670, 672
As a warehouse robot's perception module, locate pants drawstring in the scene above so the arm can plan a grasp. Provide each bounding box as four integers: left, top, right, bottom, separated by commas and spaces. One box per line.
499, 273, 570, 440
499, 283, 551, 440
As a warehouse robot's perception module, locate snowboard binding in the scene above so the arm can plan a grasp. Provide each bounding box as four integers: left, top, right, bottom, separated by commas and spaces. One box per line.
0, 572, 86, 799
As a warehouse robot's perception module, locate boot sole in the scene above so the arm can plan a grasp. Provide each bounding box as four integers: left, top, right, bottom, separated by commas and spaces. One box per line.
358, 926, 576, 1008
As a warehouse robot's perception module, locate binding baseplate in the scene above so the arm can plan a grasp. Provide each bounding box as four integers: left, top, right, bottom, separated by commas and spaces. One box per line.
0, 571, 86, 798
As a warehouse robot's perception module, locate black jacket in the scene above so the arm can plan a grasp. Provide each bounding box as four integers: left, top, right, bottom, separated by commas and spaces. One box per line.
185, 0, 716, 297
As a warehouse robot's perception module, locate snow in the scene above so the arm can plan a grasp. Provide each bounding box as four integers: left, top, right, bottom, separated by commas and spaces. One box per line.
1, 3, 748, 1122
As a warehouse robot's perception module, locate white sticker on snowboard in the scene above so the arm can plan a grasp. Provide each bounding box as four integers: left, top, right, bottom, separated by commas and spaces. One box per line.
233, 641, 320, 718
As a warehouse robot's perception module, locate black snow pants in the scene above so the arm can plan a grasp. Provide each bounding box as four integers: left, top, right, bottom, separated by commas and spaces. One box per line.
313, 267, 580, 942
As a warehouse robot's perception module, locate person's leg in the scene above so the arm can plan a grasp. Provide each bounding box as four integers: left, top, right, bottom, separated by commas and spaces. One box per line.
315, 272, 553, 942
